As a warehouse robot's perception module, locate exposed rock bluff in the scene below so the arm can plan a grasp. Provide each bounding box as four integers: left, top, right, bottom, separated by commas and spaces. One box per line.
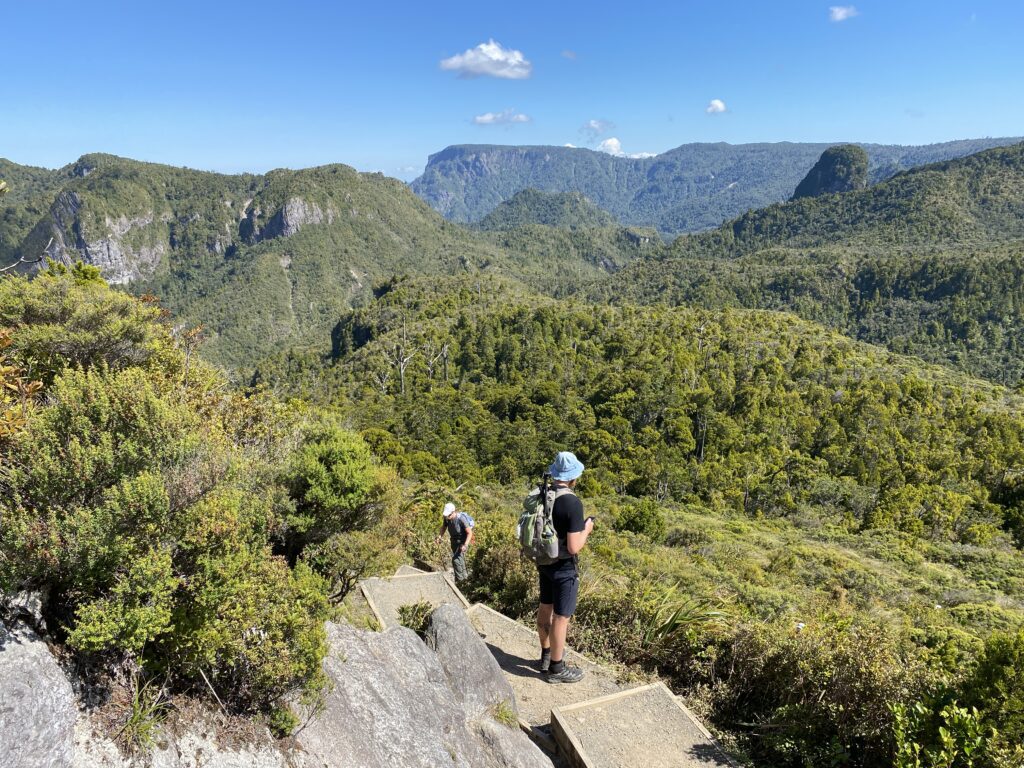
0, 618, 77, 768
292, 612, 551, 768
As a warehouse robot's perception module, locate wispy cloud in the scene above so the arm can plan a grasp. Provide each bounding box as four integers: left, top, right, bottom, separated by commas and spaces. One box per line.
472, 109, 531, 125
829, 5, 859, 22
596, 137, 655, 159
562, 50, 577, 60
705, 99, 727, 114
581, 119, 615, 140
440, 40, 532, 79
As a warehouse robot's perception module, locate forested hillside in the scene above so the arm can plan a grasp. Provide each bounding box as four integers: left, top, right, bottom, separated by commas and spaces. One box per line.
594, 143, 1024, 386
0, 154, 630, 371
4, 141, 1024, 767
410, 138, 1024, 234
476, 188, 618, 230
253, 274, 1024, 767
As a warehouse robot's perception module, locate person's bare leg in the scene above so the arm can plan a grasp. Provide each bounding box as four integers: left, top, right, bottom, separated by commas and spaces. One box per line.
550, 613, 570, 663
537, 603, 554, 650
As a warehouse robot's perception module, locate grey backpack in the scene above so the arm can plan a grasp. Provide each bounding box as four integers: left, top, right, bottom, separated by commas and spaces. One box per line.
518, 478, 573, 565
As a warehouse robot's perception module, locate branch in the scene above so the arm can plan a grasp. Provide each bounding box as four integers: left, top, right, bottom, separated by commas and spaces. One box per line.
0, 238, 51, 275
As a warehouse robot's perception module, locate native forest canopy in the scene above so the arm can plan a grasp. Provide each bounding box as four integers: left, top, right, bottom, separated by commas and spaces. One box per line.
2, 139, 1024, 768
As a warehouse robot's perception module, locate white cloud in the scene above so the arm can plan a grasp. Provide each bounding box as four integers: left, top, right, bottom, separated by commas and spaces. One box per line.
706, 99, 727, 114
472, 109, 531, 125
829, 5, 859, 22
564, 143, 577, 148
581, 119, 614, 140
562, 50, 577, 60
596, 138, 655, 159
440, 40, 532, 79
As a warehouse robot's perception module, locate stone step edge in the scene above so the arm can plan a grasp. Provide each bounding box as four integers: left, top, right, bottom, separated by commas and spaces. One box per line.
550, 681, 738, 768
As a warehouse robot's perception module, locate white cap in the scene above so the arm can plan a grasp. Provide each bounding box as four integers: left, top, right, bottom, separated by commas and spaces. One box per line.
442, 502, 457, 517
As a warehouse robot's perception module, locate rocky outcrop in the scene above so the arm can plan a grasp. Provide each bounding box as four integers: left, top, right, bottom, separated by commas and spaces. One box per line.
38, 192, 166, 285
792, 144, 870, 200
0, 619, 77, 768
72, 713, 287, 768
240, 198, 335, 244
424, 603, 518, 720
292, 618, 552, 768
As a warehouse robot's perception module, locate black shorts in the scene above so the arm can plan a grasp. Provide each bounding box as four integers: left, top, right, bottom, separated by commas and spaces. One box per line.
538, 558, 579, 617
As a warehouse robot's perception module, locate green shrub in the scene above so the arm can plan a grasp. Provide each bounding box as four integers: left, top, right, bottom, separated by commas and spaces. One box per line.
613, 499, 668, 543
398, 601, 433, 637
284, 424, 389, 541
0, 272, 331, 713
962, 629, 1024, 759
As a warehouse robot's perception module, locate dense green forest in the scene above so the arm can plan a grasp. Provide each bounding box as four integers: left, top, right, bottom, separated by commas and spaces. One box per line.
248, 274, 1024, 767
3, 141, 1024, 767
476, 188, 619, 230
592, 143, 1024, 387
0, 154, 630, 371
410, 138, 1024, 234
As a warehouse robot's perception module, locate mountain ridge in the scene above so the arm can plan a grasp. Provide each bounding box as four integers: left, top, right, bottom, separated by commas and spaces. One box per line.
411, 137, 1024, 234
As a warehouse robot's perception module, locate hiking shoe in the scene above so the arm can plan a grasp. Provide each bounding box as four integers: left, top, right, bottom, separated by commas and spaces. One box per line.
546, 665, 585, 684
539, 654, 551, 673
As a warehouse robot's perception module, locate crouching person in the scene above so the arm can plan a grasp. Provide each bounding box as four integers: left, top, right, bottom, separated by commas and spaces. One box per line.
435, 502, 474, 582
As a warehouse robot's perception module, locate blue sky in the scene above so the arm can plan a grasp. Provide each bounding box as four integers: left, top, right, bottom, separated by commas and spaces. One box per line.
2, 0, 1022, 180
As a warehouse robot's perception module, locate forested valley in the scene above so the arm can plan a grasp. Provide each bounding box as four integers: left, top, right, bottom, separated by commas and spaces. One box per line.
2, 142, 1024, 767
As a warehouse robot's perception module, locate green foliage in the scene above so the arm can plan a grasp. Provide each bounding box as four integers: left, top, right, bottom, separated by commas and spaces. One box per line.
302, 528, 403, 603
116, 672, 170, 754
283, 424, 393, 542
599, 143, 1024, 386
892, 701, 991, 768
490, 700, 518, 729
613, 499, 668, 542
397, 600, 433, 637
792, 144, 869, 199
477, 188, 618, 230
961, 629, 1024, 756
0, 270, 329, 712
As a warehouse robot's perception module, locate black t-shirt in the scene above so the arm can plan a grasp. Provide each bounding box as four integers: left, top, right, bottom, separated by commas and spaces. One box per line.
445, 514, 471, 547
552, 491, 585, 559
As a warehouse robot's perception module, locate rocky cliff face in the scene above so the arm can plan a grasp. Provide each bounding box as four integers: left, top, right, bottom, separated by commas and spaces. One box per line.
411, 138, 1024, 234
240, 197, 336, 244
1, 606, 551, 768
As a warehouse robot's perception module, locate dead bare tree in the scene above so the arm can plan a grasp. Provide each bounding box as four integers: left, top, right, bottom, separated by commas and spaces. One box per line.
384, 318, 417, 395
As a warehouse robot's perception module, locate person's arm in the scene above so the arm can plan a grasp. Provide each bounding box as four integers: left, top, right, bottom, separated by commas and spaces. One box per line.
462, 525, 475, 552
563, 496, 592, 555
566, 519, 593, 555
434, 520, 447, 543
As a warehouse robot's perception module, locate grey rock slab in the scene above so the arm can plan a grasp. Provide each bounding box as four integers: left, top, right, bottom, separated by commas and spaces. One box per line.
292, 621, 552, 768
424, 603, 516, 720
72, 712, 288, 768
472, 717, 555, 768
0, 619, 77, 768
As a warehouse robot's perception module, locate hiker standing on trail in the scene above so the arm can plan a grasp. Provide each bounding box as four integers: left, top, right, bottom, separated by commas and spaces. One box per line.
537, 451, 594, 684
435, 502, 474, 582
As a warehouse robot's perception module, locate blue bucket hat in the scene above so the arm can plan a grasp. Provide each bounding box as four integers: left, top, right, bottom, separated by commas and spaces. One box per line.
548, 451, 584, 482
